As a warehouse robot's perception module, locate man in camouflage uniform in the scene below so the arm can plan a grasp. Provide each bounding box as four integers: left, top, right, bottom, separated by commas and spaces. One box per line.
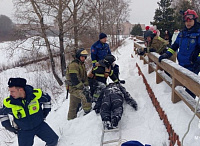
66, 48, 92, 120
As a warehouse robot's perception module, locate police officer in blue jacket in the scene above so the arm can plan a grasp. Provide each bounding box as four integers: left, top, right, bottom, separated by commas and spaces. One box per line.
159, 9, 200, 98
0, 78, 58, 146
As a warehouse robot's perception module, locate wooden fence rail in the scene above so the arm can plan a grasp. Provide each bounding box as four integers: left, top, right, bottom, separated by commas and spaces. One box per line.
134, 39, 200, 118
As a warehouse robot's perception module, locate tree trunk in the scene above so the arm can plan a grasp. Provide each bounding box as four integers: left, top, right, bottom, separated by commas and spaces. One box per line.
73, 5, 78, 49
58, 0, 67, 77
30, 0, 63, 86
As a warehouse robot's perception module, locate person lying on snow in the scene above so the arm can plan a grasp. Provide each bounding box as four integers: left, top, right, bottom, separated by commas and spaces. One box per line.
93, 82, 138, 129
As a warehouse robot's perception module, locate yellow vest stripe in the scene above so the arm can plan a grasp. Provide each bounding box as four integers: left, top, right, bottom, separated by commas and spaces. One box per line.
92, 60, 97, 63
69, 70, 79, 74
95, 73, 105, 77
3, 89, 42, 119
167, 48, 175, 54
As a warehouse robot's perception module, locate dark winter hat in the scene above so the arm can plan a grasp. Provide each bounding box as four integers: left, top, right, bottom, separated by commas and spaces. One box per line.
121, 140, 145, 146
99, 33, 107, 40
8, 78, 27, 88
145, 30, 155, 38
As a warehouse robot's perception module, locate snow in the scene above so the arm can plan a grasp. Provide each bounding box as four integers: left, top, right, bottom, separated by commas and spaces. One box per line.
0, 37, 200, 146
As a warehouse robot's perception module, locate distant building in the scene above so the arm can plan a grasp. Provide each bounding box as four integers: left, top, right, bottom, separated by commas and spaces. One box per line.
120, 21, 145, 36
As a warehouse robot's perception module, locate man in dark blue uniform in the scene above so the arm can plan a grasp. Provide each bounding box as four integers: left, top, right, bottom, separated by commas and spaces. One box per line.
91, 33, 120, 79
91, 33, 111, 67
0, 78, 58, 146
159, 9, 200, 98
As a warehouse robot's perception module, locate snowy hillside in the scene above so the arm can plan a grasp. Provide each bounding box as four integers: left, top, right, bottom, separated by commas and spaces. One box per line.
0, 37, 200, 146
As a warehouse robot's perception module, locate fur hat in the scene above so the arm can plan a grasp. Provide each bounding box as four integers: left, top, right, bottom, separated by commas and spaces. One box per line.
8, 78, 27, 88
99, 33, 107, 40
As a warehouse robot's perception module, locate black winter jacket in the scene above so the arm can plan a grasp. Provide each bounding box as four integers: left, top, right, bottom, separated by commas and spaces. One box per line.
94, 83, 137, 112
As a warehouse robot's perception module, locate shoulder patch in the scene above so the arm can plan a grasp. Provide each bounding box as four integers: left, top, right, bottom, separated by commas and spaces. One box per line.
92, 49, 95, 52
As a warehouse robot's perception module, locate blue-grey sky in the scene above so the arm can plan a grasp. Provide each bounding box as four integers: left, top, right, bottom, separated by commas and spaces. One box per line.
0, 0, 159, 25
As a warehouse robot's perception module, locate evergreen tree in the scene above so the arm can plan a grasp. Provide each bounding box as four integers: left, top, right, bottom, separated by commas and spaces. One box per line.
151, 0, 175, 37
0, 15, 13, 36
130, 24, 143, 36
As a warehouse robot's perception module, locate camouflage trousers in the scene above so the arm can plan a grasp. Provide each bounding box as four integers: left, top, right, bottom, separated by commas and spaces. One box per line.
68, 90, 92, 120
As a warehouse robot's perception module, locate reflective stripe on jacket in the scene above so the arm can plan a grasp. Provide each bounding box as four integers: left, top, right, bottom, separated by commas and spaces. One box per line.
91, 40, 111, 66
3, 89, 42, 119
0, 85, 51, 130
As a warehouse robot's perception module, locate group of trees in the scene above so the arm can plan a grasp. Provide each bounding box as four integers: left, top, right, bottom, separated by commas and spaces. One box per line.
130, 0, 200, 38
9, 0, 129, 85
151, 0, 200, 38
130, 24, 143, 36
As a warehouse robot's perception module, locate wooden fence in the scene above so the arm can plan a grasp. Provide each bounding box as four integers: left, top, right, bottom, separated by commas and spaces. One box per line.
134, 39, 200, 118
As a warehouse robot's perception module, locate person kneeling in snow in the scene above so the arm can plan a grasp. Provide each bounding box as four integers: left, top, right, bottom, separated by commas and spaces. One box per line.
93, 82, 138, 129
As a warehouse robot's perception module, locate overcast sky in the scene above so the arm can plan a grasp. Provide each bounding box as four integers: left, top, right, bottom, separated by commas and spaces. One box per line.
0, 0, 13, 18
128, 0, 160, 25
0, 0, 159, 26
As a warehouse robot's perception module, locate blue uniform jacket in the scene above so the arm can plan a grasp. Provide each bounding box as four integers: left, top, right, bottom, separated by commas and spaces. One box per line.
91, 40, 111, 66
0, 85, 51, 131
168, 23, 200, 71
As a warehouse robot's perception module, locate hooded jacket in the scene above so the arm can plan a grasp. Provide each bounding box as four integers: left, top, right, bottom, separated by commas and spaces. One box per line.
94, 83, 137, 119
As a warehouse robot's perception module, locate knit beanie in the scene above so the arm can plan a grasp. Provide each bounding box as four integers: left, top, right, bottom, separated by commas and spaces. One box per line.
99, 33, 107, 40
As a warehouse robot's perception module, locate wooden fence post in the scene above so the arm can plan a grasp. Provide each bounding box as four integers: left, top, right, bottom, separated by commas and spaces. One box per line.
171, 77, 182, 103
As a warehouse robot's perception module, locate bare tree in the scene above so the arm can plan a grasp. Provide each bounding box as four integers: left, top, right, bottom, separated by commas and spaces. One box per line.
13, 0, 64, 85
12, 0, 129, 86
94, 0, 129, 47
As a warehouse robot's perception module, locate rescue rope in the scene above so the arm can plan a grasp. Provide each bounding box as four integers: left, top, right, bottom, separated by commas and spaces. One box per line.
181, 97, 200, 145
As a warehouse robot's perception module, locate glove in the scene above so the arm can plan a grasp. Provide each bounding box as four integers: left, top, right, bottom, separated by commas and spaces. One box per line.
83, 86, 91, 102
158, 53, 169, 62
193, 57, 200, 74
93, 105, 100, 114
5, 126, 18, 134
119, 80, 125, 84
137, 48, 146, 56
130, 100, 138, 111
95, 108, 100, 114
133, 104, 138, 111
149, 48, 156, 52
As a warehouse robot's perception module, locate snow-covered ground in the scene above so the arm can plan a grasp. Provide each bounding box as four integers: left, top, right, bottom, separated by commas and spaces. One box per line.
0, 37, 200, 146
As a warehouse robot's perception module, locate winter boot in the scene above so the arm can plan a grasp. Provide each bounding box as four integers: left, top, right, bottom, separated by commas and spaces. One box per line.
84, 110, 91, 115
103, 116, 112, 129
103, 121, 112, 130
111, 116, 119, 128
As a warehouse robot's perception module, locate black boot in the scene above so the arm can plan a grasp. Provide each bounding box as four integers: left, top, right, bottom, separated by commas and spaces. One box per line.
111, 116, 119, 128
103, 116, 112, 129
